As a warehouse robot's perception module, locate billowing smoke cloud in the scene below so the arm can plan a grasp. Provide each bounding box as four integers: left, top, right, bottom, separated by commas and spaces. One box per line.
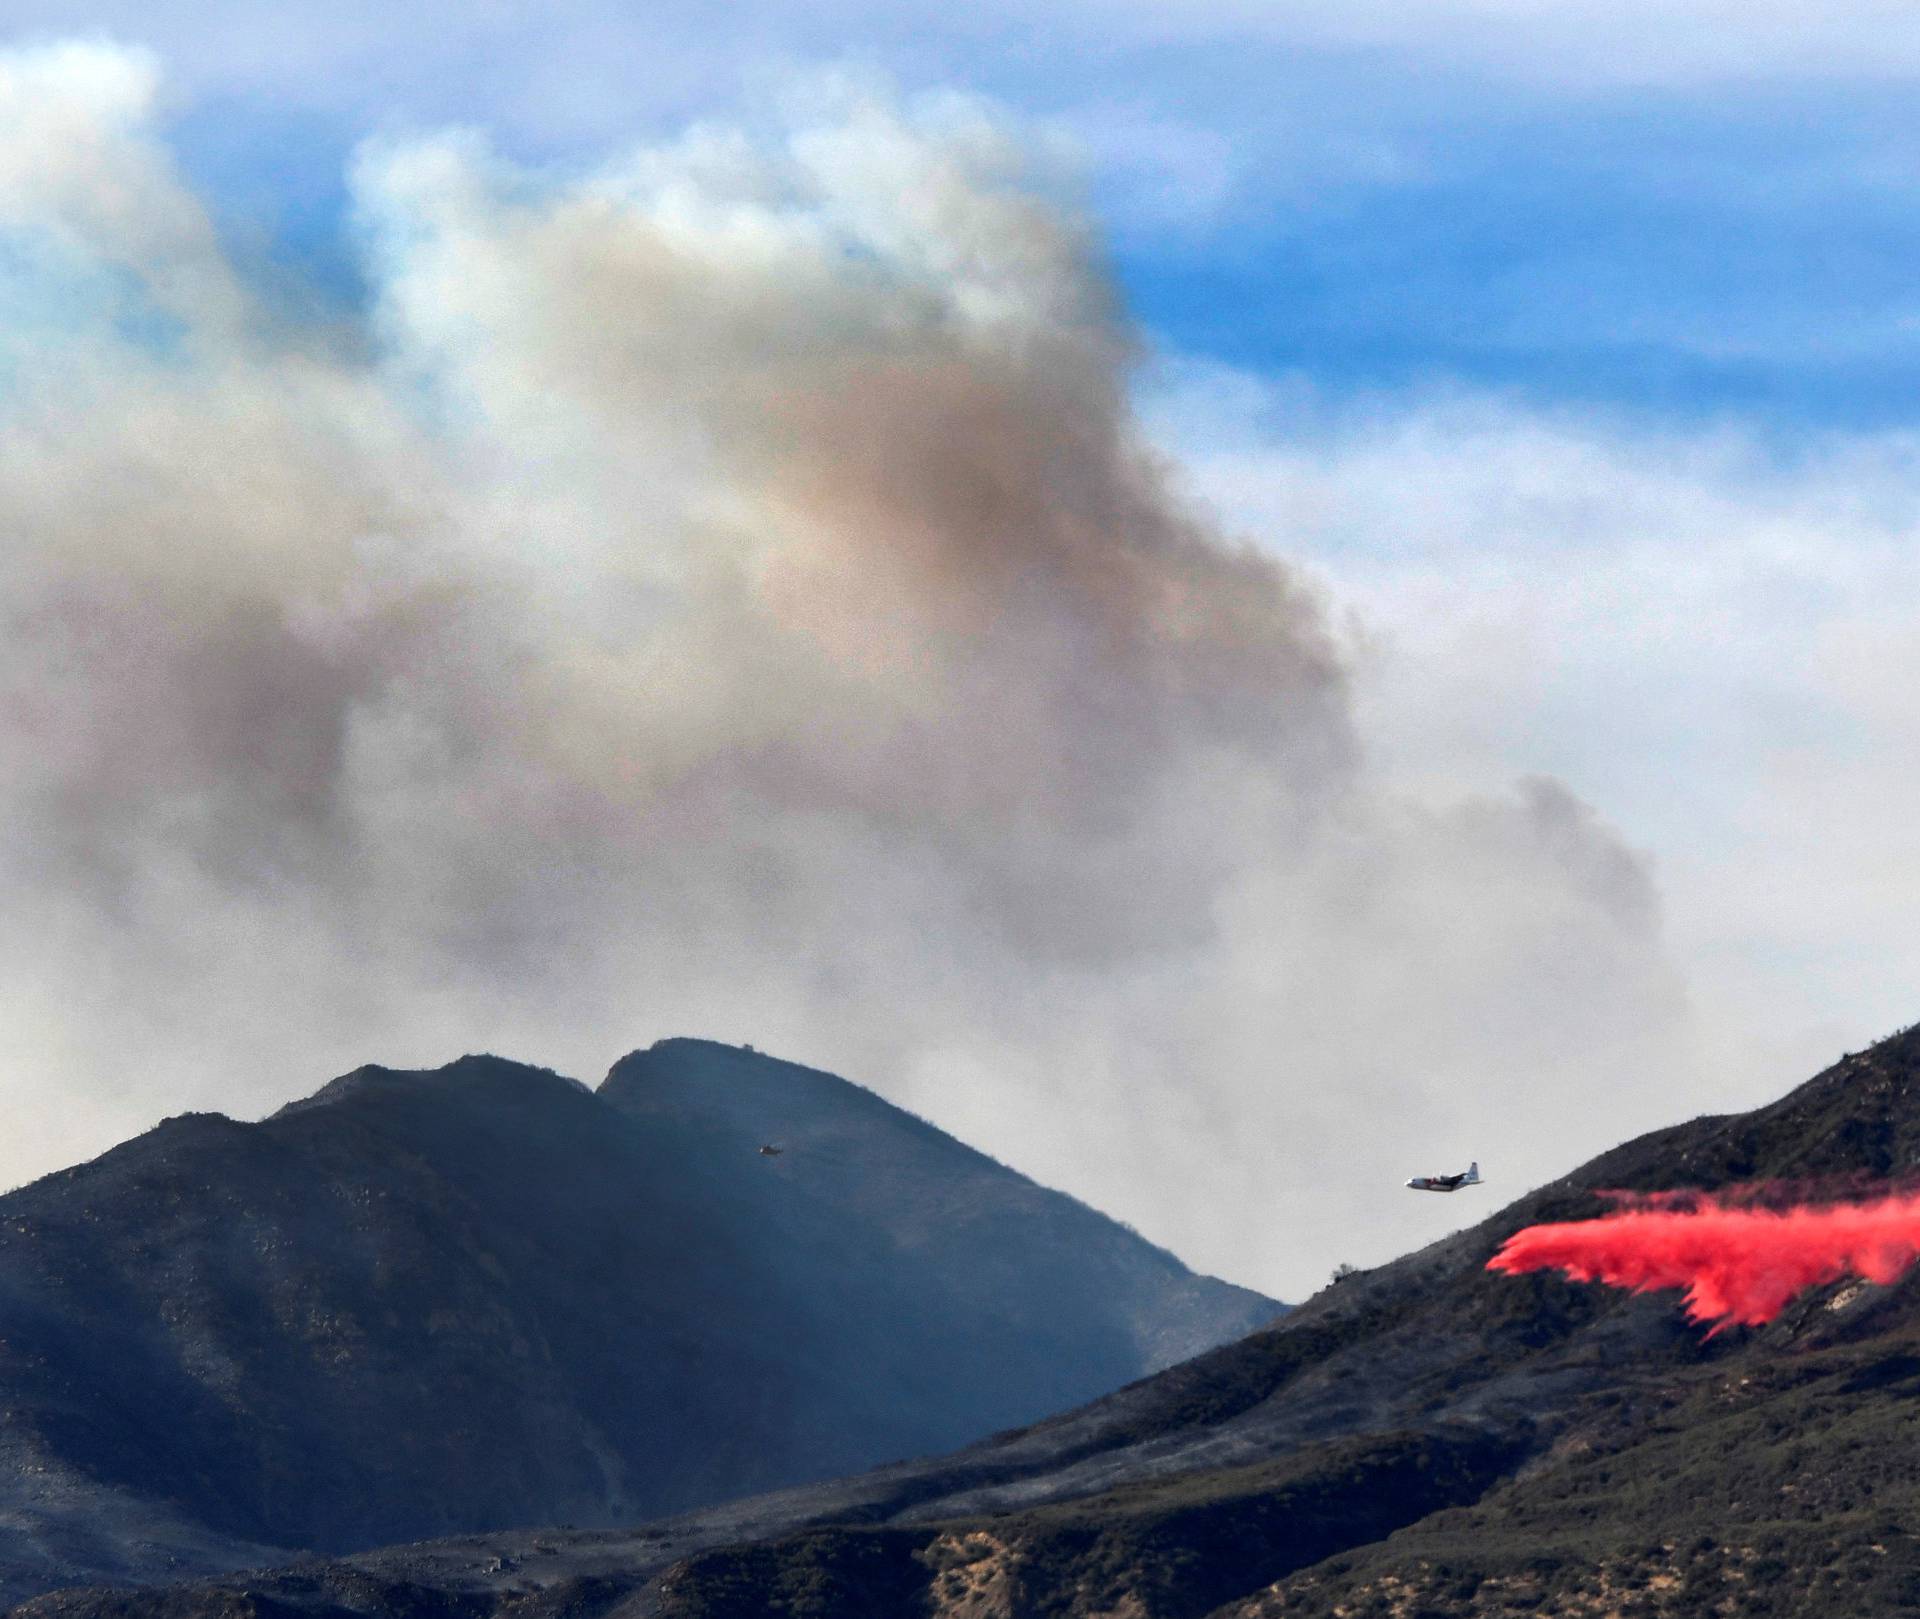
1489, 1189, 1920, 1331
0, 41, 1696, 1296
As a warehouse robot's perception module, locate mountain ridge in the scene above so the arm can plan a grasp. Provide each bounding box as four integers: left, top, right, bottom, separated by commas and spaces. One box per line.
42, 1024, 1920, 1616
0, 1039, 1279, 1608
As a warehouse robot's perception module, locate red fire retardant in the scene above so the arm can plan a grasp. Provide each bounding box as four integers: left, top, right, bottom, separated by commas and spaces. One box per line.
1487, 1191, 1920, 1333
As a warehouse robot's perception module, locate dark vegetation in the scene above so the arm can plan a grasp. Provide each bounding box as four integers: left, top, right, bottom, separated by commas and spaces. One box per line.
1244, 1332, 1920, 1616
656, 1427, 1526, 1619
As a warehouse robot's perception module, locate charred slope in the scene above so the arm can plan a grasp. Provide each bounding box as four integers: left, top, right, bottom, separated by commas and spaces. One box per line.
43, 1023, 1920, 1619
0, 1041, 1277, 1607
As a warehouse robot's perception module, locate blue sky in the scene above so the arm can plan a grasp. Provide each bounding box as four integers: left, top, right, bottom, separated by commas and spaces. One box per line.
1119, 88, 1920, 430
53, 7, 1920, 431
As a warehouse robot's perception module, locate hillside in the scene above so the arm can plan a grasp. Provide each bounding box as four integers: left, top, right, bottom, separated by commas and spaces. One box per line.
41, 1023, 1920, 1618
0, 1041, 1278, 1607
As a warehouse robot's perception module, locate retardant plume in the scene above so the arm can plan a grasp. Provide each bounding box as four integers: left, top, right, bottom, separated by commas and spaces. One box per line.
0, 41, 1698, 1297
1488, 1190, 1920, 1331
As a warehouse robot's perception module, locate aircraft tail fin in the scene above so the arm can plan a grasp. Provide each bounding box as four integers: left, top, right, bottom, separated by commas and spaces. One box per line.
1466, 1161, 1480, 1183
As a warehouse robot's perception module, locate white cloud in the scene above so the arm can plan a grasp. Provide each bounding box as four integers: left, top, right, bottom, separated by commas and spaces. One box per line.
1148, 364, 1920, 1123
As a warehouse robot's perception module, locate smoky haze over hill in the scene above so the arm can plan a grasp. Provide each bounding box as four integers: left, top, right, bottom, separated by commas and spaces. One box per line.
0, 41, 1693, 1296
0, 1038, 1277, 1606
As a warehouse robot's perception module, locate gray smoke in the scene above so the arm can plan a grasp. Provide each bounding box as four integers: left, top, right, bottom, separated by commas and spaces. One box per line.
0, 44, 1693, 1295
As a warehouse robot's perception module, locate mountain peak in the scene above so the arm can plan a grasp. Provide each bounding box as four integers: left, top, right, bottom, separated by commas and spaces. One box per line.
273, 1053, 587, 1119
602, 1036, 844, 1089
599, 1038, 921, 1140
0, 1037, 1280, 1608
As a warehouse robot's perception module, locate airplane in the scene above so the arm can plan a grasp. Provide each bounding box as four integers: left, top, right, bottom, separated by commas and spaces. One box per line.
1406, 1161, 1481, 1193
758, 1144, 784, 1157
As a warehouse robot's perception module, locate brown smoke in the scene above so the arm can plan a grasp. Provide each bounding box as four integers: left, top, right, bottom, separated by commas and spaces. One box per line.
0, 47, 1693, 1294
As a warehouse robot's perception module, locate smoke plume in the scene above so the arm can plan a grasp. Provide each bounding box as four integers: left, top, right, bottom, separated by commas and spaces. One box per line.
1488, 1189, 1920, 1330
0, 41, 1698, 1295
